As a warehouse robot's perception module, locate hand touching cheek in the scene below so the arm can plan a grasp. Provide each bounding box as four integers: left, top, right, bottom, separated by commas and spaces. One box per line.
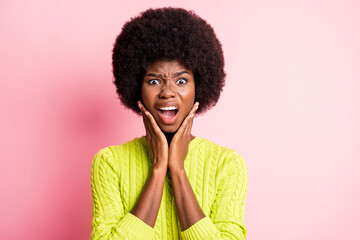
138, 101, 168, 170
168, 102, 199, 171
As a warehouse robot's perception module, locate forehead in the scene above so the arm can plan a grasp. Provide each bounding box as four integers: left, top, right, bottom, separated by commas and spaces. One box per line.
145, 60, 192, 74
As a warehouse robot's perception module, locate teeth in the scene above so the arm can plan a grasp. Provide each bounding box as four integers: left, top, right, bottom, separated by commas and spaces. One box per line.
159, 106, 177, 111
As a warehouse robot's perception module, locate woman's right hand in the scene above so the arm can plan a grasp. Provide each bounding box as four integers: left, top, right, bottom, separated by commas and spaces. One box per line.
138, 101, 168, 170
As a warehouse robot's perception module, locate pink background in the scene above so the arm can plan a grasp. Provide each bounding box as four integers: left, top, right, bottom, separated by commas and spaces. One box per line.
1, 0, 359, 239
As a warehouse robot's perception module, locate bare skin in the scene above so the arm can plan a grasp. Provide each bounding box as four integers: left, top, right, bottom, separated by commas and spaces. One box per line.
130, 61, 205, 230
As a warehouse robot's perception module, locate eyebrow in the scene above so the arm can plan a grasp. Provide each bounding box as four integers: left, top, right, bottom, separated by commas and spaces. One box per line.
145, 71, 190, 78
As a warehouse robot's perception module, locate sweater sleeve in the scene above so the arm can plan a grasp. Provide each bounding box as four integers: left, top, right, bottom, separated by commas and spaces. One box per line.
180, 151, 248, 240
90, 148, 155, 240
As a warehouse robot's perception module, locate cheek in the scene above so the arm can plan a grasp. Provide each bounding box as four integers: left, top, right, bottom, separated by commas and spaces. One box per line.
187, 85, 196, 102
141, 87, 159, 112
141, 91, 151, 110
181, 88, 196, 111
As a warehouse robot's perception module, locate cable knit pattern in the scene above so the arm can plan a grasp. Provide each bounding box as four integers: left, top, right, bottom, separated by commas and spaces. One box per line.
90, 136, 248, 240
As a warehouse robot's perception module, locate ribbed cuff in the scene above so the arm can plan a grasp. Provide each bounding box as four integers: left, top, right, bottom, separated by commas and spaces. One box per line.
118, 213, 155, 239
180, 217, 218, 240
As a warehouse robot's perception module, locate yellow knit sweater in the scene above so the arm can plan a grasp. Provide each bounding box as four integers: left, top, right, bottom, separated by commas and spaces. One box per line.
90, 136, 248, 239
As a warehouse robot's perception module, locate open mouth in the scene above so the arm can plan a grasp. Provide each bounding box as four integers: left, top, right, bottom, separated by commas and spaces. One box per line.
157, 106, 178, 124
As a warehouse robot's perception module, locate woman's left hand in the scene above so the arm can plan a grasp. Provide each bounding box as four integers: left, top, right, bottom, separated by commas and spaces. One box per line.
168, 102, 199, 171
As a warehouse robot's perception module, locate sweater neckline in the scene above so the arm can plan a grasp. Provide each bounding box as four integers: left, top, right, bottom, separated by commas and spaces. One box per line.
138, 135, 202, 152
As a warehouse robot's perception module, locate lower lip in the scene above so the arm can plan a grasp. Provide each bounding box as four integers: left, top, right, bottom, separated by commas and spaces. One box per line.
157, 110, 179, 125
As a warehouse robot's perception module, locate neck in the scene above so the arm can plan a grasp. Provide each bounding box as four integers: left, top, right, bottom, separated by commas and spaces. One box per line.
163, 131, 195, 147
164, 132, 175, 147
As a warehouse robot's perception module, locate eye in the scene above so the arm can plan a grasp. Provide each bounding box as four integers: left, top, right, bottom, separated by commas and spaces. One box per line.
149, 79, 160, 85
176, 78, 187, 85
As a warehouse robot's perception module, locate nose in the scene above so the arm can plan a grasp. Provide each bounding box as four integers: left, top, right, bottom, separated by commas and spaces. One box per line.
159, 81, 176, 99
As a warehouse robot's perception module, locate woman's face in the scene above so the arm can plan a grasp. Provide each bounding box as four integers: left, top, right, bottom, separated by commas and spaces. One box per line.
141, 60, 195, 133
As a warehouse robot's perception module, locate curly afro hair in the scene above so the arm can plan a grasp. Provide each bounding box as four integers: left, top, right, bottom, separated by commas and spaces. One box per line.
112, 7, 226, 115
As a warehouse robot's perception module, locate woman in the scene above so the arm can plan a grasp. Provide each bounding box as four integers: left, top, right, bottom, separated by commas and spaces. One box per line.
91, 7, 248, 240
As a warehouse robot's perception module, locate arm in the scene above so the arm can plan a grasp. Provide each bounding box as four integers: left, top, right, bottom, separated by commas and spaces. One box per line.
90, 150, 168, 240
90, 103, 169, 240
180, 153, 248, 240
90, 149, 155, 240
130, 165, 167, 226
131, 101, 169, 226
167, 102, 205, 230
167, 102, 248, 239
169, 167, 206, 230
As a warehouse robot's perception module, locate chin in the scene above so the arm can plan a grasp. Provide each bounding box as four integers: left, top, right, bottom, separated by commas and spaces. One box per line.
160, 125, 179, 134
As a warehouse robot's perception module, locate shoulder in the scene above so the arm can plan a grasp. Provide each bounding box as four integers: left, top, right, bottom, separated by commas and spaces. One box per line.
93, 136, 147, 159
195, 137, 248, 174
195, 137, 246, 161
91, 136, 147, 170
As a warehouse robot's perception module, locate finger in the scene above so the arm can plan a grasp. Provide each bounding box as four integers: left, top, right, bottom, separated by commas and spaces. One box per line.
144, 112, 157, 136
138, 101, 155, 137
143, 114, 153, 143
138, 102, 150, 131
139, 102, 158, 137
184, 103, 198, 136
177, 112, 192, 137
138, 101, 162, 137
139, 102, 158, 160
140, 103, 161, 136
184, 113, 194, 135
138, 101, 151, 118
190, 102, 199, 115
189, 102, 198, 128
187, 113, 195, 135
138, 100, 146, 113
145, 111, 164, 136
176, 102, 197, 136
184, 102, 198, 130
